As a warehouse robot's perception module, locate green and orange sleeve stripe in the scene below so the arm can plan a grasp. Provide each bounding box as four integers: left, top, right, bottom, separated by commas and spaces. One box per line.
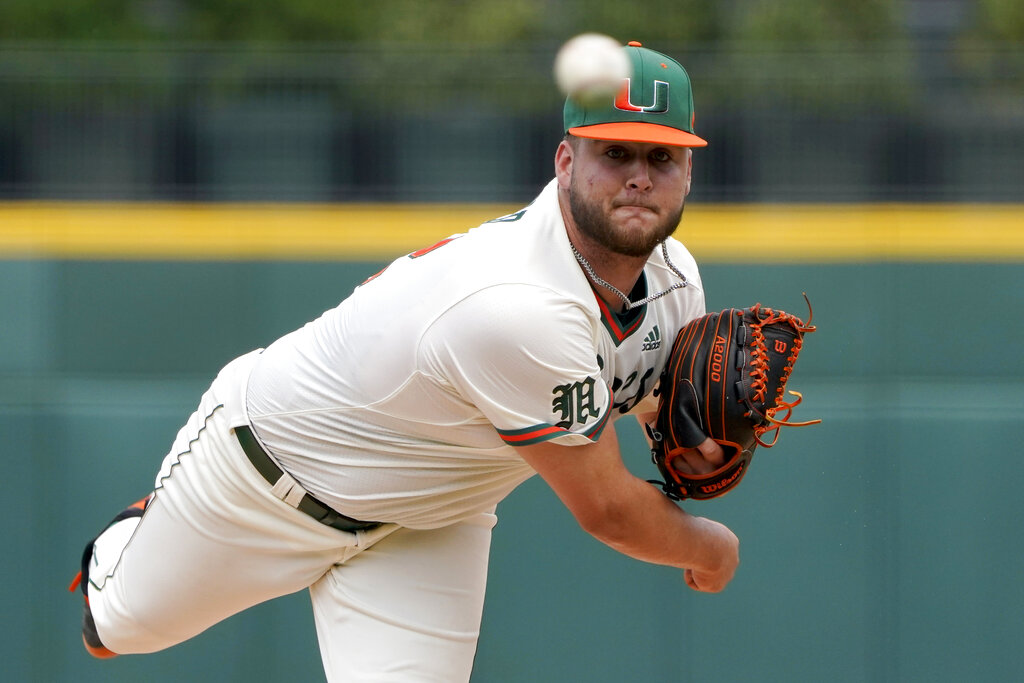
495, 393, 613, 446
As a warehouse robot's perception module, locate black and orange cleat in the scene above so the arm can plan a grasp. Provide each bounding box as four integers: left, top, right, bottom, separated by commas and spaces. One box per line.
68, 494, 151, 659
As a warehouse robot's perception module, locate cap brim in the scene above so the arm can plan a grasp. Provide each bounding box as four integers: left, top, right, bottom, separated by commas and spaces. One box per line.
568, 122, 707, 148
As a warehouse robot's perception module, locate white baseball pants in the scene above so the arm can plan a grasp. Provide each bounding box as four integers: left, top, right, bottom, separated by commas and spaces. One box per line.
86, 352, 496, 682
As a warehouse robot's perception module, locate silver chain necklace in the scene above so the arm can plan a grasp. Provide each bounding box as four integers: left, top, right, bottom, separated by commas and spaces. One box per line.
570, 240, 689, 311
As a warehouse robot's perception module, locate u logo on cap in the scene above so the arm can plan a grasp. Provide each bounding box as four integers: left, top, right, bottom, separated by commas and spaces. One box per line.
614, 79, 669, 113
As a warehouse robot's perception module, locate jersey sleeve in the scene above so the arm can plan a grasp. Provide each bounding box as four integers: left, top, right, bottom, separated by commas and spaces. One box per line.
419, 285, 612, 447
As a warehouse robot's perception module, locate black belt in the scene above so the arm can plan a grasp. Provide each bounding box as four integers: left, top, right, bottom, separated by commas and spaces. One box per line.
235, 425, 381, 533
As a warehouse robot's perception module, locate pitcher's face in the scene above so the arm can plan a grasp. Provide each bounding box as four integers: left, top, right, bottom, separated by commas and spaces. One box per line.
557, 137, 692, 257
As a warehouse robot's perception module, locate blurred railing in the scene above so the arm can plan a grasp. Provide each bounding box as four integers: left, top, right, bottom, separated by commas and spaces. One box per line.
0, 41, 1021, 203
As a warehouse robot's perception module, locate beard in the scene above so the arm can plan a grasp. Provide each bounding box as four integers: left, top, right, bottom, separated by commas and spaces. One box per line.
568, 175, 685, 258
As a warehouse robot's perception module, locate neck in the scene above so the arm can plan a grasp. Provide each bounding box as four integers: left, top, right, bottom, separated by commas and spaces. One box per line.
558, 191, 690, 312
558, 194, 647, 313
570, 239, 646, 313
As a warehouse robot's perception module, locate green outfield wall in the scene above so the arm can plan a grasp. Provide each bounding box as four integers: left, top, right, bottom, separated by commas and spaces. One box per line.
2, 205, 1022, 682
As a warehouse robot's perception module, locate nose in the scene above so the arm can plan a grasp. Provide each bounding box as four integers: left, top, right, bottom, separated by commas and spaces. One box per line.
626, 159, 653, 192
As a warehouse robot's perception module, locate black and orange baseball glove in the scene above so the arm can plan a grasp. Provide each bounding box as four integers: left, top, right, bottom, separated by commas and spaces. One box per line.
648, 300, 820, 500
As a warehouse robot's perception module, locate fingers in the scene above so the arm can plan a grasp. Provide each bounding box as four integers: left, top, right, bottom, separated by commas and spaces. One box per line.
670, 451, 705, 474
683, 520, 740, 593
669, 438, 727, 475
696, 437, 726, 467
685, 568, 731, 593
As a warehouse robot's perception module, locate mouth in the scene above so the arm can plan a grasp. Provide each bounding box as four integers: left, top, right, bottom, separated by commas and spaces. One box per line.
610, 193, 659, 209
612, 201, 658, 213
614, 196, 655, 206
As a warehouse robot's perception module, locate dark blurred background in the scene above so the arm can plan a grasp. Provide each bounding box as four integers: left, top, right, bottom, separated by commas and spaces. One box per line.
1, 0, 1022, 202
2, 2, 1023, 682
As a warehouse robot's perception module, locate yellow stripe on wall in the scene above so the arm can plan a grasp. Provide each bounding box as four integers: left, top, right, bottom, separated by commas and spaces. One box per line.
687, 204, 1024, 262
0, 202, 1021, 262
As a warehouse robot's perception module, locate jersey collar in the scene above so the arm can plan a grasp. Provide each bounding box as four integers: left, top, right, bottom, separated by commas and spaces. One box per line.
592, 274, 649, 346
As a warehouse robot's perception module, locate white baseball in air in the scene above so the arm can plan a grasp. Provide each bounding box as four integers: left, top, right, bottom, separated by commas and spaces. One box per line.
553, 33, 630, 100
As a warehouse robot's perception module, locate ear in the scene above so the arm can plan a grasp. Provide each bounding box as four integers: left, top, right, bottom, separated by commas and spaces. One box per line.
555, 140, 574, 190
683, 148, 693, 197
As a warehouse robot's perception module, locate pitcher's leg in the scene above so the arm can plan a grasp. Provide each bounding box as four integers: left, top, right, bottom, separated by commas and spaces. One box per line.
310, 512, 497, 682
89, 491, 350, 654
86, 403, 363, 654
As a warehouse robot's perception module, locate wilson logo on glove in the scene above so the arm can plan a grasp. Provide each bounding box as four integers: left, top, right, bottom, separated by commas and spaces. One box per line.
647, 297, 821, 500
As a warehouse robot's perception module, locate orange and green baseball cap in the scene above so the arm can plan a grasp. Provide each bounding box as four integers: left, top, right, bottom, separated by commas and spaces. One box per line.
564, 41, 707, 148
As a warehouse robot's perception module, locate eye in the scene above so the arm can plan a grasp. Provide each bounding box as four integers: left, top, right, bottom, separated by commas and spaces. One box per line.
605, 147, 627, 160
650, 149, 673, 163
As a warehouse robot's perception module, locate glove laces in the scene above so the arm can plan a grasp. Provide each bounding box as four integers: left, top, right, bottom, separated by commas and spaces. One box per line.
745, 295, 821, 447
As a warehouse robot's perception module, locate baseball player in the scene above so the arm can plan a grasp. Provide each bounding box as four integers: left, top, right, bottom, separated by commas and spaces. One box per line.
69, 41, 739, 681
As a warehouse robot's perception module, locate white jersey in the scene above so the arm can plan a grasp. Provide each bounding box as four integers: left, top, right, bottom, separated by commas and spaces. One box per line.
246, 179, 706, 529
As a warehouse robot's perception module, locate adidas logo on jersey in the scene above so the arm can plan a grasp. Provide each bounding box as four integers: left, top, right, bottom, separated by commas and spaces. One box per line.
641, 325, 662, 351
